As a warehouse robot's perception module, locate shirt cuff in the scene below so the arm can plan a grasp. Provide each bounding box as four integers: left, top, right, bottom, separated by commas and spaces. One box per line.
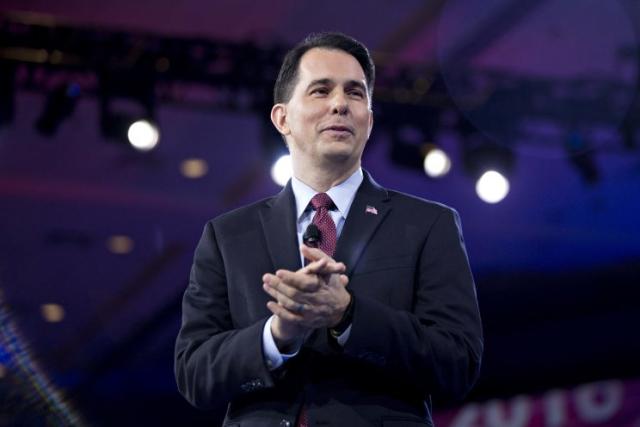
334, 324, 352, 346
262, 315, 301, 371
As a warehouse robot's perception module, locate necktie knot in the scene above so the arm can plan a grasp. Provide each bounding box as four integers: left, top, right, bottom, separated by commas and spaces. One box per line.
310, 193, 334, 211
308, 193, 337, 257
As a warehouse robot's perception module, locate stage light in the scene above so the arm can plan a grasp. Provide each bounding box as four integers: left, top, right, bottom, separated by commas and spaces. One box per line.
476, 170, 509, 203
180, 158, 209, 179
98, 69, 158, 150
41, 304, 65, 323
271, 154, 292, 187
423, 146, 451, 178
127, 119, 159, 151
106, 235, 134, 254
100, 111, 160, 151
35, 82, 80, 136
462, 137, 514, 203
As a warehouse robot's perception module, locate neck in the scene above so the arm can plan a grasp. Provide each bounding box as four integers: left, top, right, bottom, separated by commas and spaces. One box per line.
292, 159, 360, 193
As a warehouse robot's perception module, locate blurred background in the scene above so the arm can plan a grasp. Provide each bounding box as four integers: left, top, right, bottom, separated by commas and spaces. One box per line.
1, 0, 640, 425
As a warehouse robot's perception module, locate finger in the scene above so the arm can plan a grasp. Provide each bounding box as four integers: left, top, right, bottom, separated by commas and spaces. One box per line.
264, 276, 304, 300
266, 301, 304, 322
263, 282, 295, 305
262, 272, 282, 287
276, 269, 321, 292
263, 283, 308, 313
300, 257, 328, 274
339, 274, 349, 286
300, 245, 332, 263
264, 271, 312, 299
262, 273, 272, 284
263, 269, 297, 284
262, 281, 282, 300
306, 261, 346, 276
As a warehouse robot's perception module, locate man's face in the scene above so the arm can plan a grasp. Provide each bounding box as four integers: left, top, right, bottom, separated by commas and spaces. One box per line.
272, 48, 373, 171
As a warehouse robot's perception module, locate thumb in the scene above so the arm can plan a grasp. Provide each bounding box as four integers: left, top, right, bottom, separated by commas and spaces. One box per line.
300, 244, 329, 262
339, 274, 349, 287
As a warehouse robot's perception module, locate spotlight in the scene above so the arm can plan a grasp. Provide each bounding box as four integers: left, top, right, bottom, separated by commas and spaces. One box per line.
475, 170, 510, 203
127, 119, 159, 151
98, 69, 158, 150
35, 82, 80, 136
271, 154, 292, 187
40, 304, 65, 323
180, 158, 209, 179
462, 140, 514, 203
262, 120, 292, 186
106, 235, 134, 254
422, 145, 451, 178
271, 154, 293, 187
101, 111, 160, 152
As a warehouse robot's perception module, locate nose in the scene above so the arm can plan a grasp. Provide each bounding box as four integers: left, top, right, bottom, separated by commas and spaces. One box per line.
331, 91, 348, 115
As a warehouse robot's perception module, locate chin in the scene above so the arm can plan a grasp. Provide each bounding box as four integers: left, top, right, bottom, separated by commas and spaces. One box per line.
321, 149, 355, 166
318, 138, 363, 163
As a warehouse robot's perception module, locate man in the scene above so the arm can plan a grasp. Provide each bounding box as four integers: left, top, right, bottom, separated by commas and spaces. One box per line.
175, 32, 483, 427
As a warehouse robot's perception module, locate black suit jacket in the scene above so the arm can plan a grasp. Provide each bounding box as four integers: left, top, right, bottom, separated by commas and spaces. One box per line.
175, 171, 483, 427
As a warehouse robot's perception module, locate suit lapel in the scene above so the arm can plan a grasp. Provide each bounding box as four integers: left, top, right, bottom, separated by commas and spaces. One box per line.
334, 170, 391, 277
258, 171, 391, 276
306, 171, 391, 354
259, 181, 302, 272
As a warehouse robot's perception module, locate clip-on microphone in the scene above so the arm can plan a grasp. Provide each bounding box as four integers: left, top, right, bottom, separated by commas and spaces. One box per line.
303, 224, 321, 248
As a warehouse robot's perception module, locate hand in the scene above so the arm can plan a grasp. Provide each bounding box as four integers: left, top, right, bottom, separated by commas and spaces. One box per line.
269, 313, 308, 353
263, 246, 350, 331
263, 253, 344, 349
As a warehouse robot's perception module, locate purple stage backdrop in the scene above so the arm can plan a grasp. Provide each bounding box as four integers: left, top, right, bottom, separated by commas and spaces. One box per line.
435, 378, 640, 427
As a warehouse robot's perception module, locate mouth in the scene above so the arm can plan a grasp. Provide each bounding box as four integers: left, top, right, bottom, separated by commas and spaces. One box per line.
322, 125, 354, 135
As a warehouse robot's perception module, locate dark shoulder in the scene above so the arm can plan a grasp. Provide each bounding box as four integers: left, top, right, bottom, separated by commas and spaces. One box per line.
206, 195, 275, 234
381, 189, 464, 239
386, 188, 458, 218
364, 171, 457, 220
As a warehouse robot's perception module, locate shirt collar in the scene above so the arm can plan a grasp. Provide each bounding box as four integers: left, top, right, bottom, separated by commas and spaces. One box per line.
291, 168, 363, 221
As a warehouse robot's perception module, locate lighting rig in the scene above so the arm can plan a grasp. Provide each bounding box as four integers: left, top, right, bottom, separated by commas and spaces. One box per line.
1, 12, 638, 202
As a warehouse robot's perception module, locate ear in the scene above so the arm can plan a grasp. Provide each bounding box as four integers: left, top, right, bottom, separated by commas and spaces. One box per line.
366, 108, 374, 139
270, 103, 290, 136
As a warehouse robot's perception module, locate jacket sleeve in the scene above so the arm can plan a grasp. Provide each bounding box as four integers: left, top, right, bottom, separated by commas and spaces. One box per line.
174, 221, 275, 410
343, 207, 483, 401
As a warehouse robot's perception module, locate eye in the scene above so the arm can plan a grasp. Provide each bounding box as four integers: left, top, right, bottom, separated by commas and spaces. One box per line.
348, 89, 364, 98
311, 87, 329, 95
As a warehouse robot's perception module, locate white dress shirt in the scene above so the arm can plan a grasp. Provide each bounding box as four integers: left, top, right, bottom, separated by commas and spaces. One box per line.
262, 168, 363, 370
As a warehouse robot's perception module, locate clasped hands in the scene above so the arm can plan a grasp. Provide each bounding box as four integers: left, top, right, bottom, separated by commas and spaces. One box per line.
262, 245, 351, 350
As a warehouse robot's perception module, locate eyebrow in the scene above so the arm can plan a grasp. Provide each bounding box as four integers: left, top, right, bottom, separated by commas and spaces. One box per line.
306, 78, 368, 92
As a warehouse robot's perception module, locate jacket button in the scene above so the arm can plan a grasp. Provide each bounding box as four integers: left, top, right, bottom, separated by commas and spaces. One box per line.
279, 420, 291, 427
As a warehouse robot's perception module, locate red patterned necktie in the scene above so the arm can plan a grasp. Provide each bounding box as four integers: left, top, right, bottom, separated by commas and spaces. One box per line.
297, 193, 337, 427
310, 193, 337, 257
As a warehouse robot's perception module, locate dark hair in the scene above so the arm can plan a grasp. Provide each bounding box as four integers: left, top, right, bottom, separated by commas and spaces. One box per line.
273, 32, 375, 104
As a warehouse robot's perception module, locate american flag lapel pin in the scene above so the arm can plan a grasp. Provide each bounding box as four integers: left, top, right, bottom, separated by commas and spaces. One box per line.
365, 205, 378, 215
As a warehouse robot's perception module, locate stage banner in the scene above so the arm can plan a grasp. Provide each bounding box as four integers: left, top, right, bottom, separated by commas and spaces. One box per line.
434, 378, 640, 427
